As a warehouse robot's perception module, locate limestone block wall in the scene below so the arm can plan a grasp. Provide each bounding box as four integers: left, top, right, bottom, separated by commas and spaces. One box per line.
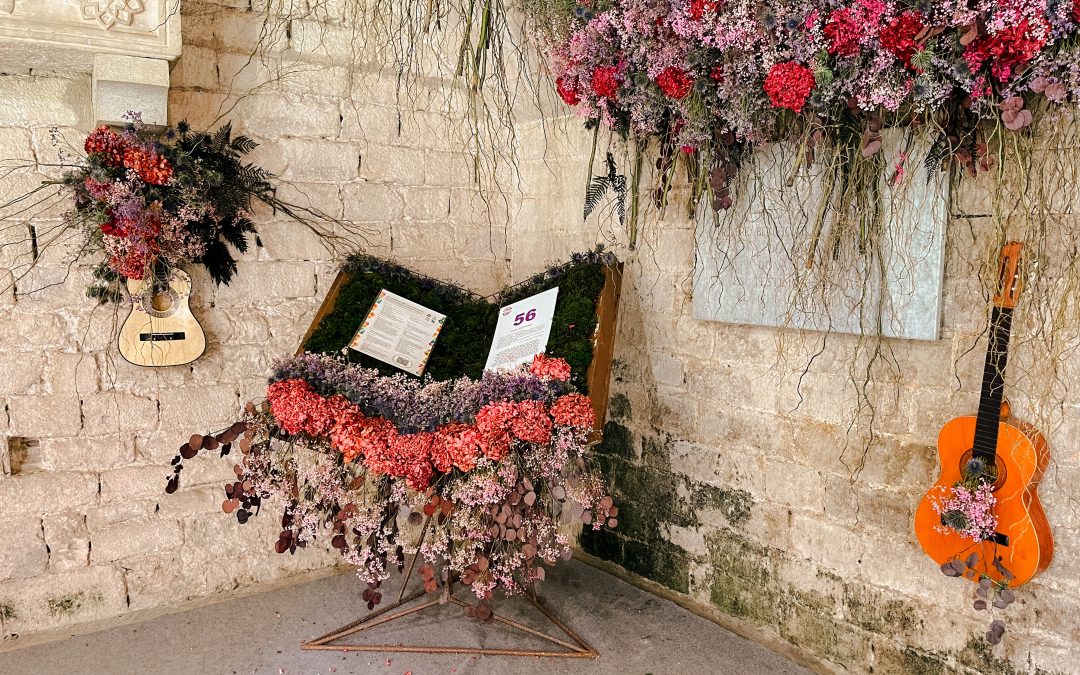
509, 117, 1080, 673
3, 1, 1077, 670
0, 0, 508, 641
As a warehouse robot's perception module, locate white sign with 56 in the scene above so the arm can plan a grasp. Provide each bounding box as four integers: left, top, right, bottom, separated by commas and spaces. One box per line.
484, 287, 560, 372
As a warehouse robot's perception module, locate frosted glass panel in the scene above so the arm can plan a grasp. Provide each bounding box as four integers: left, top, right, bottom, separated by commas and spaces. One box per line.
693, 131, 947, 341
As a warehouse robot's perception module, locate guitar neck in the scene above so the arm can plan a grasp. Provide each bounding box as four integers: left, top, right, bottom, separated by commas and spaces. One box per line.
972, 306, 1012, 463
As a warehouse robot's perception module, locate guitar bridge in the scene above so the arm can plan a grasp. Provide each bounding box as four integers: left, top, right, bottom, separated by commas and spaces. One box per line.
989, 532, 1009, 547
139, 332, 186, 342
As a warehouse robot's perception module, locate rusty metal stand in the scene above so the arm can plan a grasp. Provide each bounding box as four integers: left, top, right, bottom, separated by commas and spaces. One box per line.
301, 520, 598, 658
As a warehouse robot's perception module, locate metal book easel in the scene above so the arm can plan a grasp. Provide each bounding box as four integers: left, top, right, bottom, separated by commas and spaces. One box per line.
302, 521, 599, 658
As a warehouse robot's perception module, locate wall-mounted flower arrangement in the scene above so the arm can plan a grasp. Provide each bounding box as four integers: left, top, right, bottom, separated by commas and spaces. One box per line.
1, 115, 355, 306
58, 117, 345, 304
69, 119, 264, 302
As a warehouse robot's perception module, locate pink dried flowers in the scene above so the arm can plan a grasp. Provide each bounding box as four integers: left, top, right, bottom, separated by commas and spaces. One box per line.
931, 482, 999, 542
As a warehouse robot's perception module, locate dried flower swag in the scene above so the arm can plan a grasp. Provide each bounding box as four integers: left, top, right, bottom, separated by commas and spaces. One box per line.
535, 0, 1080, 215
2, 115, 358, 304
166, 352, 617, 616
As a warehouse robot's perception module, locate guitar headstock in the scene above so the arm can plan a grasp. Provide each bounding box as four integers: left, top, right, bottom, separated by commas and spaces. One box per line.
994, 242, 1024, 309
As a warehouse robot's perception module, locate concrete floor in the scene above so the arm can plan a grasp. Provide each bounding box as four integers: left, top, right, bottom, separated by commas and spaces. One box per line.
1, 560, 812, 675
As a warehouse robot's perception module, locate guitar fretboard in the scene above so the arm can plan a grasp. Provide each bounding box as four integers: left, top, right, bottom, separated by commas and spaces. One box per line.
972, 306, 1012, 464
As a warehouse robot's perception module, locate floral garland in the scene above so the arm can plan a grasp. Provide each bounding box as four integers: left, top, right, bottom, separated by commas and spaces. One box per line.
533, 0, 1080, 213
167, 353, 616, 614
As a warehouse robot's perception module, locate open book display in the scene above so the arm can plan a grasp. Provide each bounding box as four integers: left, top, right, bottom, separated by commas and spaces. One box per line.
164, 251, 622, 657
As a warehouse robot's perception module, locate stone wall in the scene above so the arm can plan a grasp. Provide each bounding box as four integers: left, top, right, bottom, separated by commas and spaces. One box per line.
509, 118, 1080, 673
2, 1, 1079, 671
0, 0, 508, 642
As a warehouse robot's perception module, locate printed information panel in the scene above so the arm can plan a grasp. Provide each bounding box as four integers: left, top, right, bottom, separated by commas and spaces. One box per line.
349, 289, 446, 376
484, 287, 559, 372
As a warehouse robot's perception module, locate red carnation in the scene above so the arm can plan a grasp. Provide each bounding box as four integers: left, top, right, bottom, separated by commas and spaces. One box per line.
964, 19, 1049, 82
763, 62, 815, 113
510, 400, 552, 445
530, 353, 571, 381
100, 218, 128, 238
83, 177, 111, 201
591, 65, 621, 99
551, 393, 595, 429
556, 77, 581, 106
110, 248, 153, 281
431, 423, 484, 473
880, 11, 925, 69
475, 401, 517, 461
84, 125, 126, 166
823, 8, 861, 57
656, 67, 694, 100
84, 126, 116, 154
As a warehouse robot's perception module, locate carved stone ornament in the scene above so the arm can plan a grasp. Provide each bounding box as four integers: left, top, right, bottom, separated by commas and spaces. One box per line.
0, 0, 180, 70
80, 0, 145, 29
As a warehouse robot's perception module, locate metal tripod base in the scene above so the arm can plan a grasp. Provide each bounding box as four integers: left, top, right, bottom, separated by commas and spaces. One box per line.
301, 586, 599, 658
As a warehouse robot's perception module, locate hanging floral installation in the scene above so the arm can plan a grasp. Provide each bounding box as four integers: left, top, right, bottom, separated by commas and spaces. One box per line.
167, 352, 617, 616
523, 0, 1080, 237
542, 0, 1073, 142
0, 115, 366, 303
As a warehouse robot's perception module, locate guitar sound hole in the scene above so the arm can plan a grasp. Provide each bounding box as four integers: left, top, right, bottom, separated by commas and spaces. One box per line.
140, 287, 180, 319
959, 449, 1008, 491
151, 292, 174, 313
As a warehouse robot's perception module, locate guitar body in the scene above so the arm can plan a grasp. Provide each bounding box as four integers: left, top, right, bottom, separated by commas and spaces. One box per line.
914, 243, 1053, 587
118, 269, 206, 367
915, 414, 1053, 587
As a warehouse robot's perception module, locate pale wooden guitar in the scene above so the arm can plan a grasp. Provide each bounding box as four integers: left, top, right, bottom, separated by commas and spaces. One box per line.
118, 268, 206, 367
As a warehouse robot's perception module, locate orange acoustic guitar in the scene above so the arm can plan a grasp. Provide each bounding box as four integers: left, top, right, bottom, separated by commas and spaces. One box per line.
914, 242, 1053, 587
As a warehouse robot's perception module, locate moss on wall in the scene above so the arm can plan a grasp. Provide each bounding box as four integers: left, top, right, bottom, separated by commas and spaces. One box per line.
46, 591, 101, 617
692, 484, 753, 528
588, 421, 1031, 674
705, 528, 782, 626
302, 253, 610, 389
608, 392, 631, 420
842, 584, 921, 636
583, 423, 762, 597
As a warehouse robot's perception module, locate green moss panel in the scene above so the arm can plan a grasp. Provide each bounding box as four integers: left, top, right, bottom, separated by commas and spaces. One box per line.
302, 253, 608, 389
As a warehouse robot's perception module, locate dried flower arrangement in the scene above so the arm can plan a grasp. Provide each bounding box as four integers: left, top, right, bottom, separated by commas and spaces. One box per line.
167, 353, 617, 617
935, 458, 1019, 645
932, 481, 998, 542
2, 115, 360, 304
532, 0, 1080, 225
69, 119, 265, 302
